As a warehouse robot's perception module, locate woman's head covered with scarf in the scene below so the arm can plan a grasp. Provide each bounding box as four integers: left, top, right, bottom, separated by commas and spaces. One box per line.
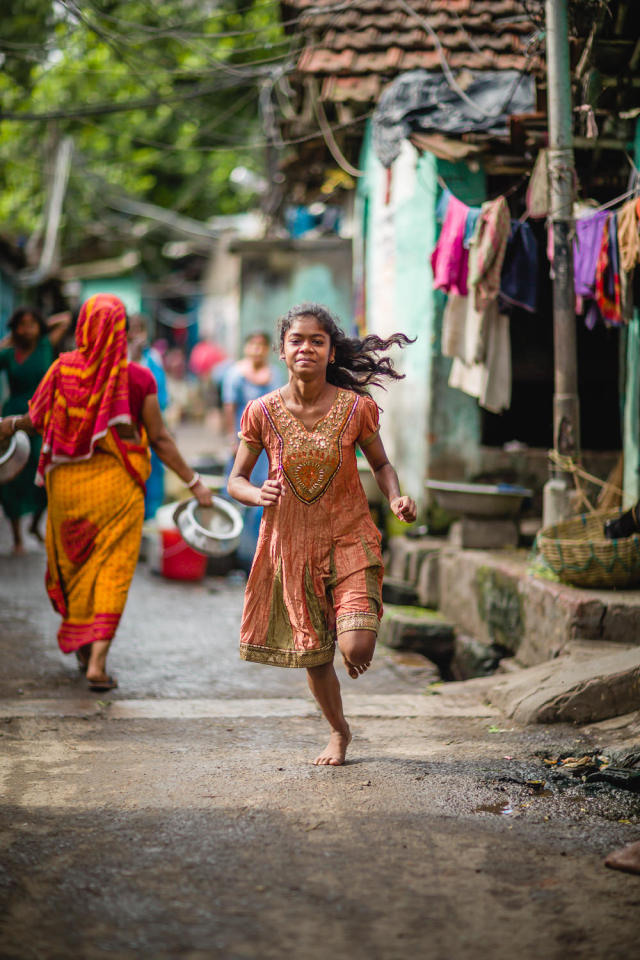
30, 294, 132, 483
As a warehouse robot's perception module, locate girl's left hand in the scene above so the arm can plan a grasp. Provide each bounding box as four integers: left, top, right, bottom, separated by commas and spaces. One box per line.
390, 495, 417, 523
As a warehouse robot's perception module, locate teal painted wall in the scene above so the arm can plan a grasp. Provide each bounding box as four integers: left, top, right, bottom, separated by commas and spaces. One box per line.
237, 242, 352, 362
358, 121, 486, 504
429, 159, 486, 479
623, 118, 640, 505
80, 275, 143, 315
0, 267, 16, 336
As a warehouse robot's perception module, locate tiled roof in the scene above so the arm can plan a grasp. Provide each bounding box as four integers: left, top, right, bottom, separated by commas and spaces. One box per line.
283, 0, 543, 102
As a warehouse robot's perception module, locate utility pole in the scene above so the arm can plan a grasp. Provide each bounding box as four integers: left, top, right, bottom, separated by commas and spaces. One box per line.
543, 0, 580, 525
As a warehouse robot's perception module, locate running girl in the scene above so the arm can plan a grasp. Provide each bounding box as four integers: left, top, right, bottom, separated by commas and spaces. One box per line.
228, 303, 416, 765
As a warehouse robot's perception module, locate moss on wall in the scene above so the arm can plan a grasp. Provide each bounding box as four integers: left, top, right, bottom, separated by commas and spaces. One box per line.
475, 565, 524, 652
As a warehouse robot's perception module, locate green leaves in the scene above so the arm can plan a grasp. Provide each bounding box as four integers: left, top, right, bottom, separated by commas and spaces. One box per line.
0, 1, 280, 252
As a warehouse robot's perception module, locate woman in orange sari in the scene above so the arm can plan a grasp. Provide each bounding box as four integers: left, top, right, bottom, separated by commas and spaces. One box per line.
0, 294, 212, 690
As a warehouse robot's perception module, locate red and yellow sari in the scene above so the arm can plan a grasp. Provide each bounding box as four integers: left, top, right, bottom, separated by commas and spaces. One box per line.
29, 295, 151, 653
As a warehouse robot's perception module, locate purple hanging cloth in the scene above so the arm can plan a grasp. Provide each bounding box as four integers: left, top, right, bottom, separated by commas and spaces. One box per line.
573, 210, 608, 329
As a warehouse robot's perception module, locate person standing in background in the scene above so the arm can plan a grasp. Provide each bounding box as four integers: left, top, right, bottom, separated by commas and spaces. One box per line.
0, 306, 71, 553
222, 331, 283, 571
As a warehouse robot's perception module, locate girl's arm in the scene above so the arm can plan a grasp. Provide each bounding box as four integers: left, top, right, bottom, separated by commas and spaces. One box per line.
227, 443, 284, 507
141, 393, 213, 507
361, 434, 417, 523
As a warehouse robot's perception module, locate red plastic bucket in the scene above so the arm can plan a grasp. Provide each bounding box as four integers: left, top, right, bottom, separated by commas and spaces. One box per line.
160, 529, 207, 581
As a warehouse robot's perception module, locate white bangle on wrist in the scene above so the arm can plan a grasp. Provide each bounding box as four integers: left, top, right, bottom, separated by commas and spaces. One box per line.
187, 472, 201, 489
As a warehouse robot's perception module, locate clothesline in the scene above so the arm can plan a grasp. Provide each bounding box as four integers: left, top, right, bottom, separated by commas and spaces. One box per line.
436, 174, 639, 220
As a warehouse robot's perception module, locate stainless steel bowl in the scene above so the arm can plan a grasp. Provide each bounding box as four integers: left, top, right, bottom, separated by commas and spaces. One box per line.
0, 429, 30, 484
173, 496, 243, 557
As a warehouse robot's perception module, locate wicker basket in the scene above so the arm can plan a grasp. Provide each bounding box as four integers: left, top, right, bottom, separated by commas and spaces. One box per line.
537, 510, 640, 589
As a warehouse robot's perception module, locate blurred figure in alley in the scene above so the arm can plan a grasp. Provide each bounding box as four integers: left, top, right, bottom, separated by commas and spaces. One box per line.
223, 330, 283, 571
0, 306, 71, 553
128, 312, 169, 518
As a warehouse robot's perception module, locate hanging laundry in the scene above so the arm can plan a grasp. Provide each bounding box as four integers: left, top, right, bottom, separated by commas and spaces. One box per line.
573, 210, 608, 329
441, 293, 468, 360
464, 206, 481, 249
446, 196, 512, 413
618, 198, 640, 272
500, 220, 538, 314
618, 198, 640, 322
525, 149, 549, 219
594, 212, 623, 326
448, 303, 511, 414
469, 195, 511, 314
431, 191, 470, 297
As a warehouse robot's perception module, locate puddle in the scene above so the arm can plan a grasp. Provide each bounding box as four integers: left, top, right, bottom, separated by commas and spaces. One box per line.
474, 801, 515, 816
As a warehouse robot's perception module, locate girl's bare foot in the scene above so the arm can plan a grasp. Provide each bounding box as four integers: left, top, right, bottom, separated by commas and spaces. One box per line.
313, 726, 352, 766
342, 653, 370, 679
12, 543, 25, 556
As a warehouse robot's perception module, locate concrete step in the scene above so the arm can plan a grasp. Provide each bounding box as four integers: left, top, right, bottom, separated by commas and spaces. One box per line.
379, 603, 455, 674
387, 535, 444, 583
438, 547, 640, 666
381, 576, 419, 606
488, 646, 640, 724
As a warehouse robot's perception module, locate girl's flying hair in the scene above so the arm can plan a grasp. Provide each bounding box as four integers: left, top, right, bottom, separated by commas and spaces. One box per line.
278, 302, 415, 395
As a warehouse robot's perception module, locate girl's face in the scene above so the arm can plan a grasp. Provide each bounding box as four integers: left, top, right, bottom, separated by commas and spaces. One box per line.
281, 316, 334, 378
14, 313, 40, 347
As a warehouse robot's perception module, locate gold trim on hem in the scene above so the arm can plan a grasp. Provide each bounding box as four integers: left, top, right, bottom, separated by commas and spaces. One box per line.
336, 612, 380, 635
239, 642, 335, 669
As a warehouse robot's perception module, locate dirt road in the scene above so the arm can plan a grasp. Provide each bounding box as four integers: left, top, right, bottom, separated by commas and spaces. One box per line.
1, 537, 639, 959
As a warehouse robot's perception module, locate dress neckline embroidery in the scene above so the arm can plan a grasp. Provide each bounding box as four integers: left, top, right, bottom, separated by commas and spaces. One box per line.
261, 388, 359, 504
276, 386, 341, 434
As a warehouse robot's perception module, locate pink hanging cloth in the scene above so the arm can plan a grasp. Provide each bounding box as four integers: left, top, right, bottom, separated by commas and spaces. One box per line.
431, 192, 470, 297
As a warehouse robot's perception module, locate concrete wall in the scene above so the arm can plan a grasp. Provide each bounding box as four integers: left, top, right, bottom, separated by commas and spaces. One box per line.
233, 237, 352, 364
80, 275, 143, 315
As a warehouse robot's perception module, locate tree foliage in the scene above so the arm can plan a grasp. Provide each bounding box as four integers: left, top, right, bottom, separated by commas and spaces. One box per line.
0, 1, 288, 259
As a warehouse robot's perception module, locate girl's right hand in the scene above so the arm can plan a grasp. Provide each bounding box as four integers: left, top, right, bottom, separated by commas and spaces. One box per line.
259, 478, 285, 506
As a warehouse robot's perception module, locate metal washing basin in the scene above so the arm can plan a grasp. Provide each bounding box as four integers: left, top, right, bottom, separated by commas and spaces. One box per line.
425, 479, 532, 519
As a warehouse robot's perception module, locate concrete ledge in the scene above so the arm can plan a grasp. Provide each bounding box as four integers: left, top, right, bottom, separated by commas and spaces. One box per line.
438, 548, 640, 666
489, 648, 640, 724
379, 604, 455, 672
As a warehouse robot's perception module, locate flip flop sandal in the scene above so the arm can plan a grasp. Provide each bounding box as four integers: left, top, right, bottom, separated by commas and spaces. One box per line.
87, 675, 118, 692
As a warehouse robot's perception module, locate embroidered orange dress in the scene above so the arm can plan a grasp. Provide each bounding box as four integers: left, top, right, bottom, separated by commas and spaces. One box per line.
238, 387, 383, 668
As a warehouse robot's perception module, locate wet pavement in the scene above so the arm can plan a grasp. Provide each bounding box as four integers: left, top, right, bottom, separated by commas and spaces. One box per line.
1, 514, 640, 958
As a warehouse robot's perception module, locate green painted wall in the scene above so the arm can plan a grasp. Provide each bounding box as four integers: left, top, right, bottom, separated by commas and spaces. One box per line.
80, 275, 143, 315
429, 159, 486, 479
237, 241, 352, 361
358, 121, 486, 504
0, 268, 16, 336
623, 118, 640, 506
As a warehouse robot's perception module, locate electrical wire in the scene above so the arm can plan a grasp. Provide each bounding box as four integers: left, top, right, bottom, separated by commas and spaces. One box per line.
313, 90, 364, 178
